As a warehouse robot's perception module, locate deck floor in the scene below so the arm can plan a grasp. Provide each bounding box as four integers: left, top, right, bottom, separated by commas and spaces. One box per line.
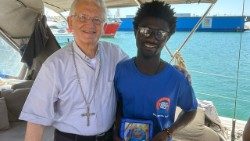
220, 117, 247, 141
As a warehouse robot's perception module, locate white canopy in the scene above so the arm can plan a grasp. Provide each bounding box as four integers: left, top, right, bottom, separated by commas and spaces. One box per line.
44, 0, 217, 12
0, 0, 43, 38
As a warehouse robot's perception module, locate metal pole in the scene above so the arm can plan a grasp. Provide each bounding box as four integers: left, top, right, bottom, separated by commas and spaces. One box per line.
170, 3, 215, 62
134, 0, 143, 5
0, 29, 19, 52
231, 0, 246, 140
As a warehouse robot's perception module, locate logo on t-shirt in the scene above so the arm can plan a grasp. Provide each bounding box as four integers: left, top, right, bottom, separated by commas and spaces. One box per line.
156, 97, 170, 111
153, 97, 171, 119
153, 97, 171, 128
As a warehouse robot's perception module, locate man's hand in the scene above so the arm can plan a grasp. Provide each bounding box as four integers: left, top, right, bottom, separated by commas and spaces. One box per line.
113, 135, 122, 141
113, 128, 122, 141
152, 131, 170, 141
174, 65, 191, 84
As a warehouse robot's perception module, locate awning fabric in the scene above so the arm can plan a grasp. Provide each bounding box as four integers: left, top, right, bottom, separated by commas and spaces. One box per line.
44, 0, 217, 13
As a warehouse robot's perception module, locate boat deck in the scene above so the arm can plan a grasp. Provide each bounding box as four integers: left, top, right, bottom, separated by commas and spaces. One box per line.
220, 116, 247, 141
0, 80, 247, 141
0, 117, 247, 141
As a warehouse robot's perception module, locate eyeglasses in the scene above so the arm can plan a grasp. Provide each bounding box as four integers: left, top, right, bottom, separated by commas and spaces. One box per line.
72, 14, 105, 25
137, 26, 170, 41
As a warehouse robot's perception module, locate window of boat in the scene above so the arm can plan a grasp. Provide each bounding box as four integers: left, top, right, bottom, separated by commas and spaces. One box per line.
0, 37, 23, 78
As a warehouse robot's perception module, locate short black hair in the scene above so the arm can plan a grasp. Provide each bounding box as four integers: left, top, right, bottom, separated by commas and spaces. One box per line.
133, 0, 176, 36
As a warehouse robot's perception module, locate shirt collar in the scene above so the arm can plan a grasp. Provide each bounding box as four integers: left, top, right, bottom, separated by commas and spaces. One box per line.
72, 41, 101, 62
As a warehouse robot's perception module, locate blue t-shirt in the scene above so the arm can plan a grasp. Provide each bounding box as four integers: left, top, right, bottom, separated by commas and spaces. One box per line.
114, 58, 198, 137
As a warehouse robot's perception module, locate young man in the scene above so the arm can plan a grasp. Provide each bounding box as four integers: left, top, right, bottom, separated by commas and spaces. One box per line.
19, 0, 128, 141
114, 1, 197, 141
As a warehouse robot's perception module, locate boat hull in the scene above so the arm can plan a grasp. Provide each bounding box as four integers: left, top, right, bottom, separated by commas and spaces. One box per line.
102, 22, 120, 37
118, 16, 246, 32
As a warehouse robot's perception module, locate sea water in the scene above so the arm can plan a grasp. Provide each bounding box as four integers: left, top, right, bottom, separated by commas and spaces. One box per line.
1, 31, 250, 120
56, 31, 250, 121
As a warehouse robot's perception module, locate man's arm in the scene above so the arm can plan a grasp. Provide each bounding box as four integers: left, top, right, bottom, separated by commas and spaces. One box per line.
153, 110, 197, 141
243, 118, 250, 141
113, 101, 123, 141
174, 65, 191, 84
24, 122, 45, 141
168, 110, 197, 134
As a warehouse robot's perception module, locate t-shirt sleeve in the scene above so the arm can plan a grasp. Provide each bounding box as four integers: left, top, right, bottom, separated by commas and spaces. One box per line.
114, 63, 122, 102
19, 62, 59, 126
177, 79, 198, 112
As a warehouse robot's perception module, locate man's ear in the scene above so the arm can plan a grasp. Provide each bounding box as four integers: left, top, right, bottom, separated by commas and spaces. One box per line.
67, 16, 73, 32
134, 29, 137, 37
101, 23, 105, 35
164, 36, 171, 44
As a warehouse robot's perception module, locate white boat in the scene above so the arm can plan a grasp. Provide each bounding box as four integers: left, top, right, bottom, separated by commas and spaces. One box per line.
0, 0, 248, 141
47, 21, 70, 35
47, 19, 121, 37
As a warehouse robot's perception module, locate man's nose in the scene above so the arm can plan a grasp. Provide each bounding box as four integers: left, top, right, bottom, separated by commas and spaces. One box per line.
147, 32, 158, 42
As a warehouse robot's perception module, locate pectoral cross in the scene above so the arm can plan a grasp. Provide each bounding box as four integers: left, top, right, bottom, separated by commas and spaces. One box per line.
81, 106, 95, 126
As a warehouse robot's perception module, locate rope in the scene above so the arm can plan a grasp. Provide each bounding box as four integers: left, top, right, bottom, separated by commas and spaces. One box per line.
231, 0, 246, 140
173, 52, 187, 69
165, 3, 215, 72
169, 3, 215, 64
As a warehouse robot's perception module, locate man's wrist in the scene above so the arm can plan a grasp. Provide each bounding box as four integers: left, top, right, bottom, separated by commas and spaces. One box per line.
163, 128, 173, 137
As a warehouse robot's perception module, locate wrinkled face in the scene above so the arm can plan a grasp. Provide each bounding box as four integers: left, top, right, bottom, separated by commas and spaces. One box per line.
67, 1, 104, 46
135, 17, 170, 58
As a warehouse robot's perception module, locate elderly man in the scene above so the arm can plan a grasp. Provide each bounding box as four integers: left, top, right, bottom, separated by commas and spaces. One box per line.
19, 0, 128, 141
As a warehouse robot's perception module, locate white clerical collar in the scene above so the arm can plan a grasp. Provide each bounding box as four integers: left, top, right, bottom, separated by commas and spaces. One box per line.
73, 41, 100, 58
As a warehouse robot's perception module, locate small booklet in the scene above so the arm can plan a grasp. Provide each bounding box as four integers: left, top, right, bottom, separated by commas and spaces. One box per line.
119, 118, 153, 141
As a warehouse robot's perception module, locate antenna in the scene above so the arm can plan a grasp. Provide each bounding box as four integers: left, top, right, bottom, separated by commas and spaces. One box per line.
231, 0, 246, 140
115, 8, 120, 18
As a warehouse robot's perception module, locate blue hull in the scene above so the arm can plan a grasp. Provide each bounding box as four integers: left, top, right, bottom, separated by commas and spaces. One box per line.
118, 16, 245, 32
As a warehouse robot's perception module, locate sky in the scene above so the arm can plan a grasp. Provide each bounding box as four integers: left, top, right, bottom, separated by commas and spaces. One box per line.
45, 0, 250, 17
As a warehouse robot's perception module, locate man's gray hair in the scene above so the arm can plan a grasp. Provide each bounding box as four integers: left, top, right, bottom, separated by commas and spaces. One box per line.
69, 0, 106, 18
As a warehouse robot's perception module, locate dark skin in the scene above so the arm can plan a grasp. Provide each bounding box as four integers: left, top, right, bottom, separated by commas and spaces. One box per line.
243, 118, 250, 141
134, 17, 169, 75
114, 17, 197, 141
